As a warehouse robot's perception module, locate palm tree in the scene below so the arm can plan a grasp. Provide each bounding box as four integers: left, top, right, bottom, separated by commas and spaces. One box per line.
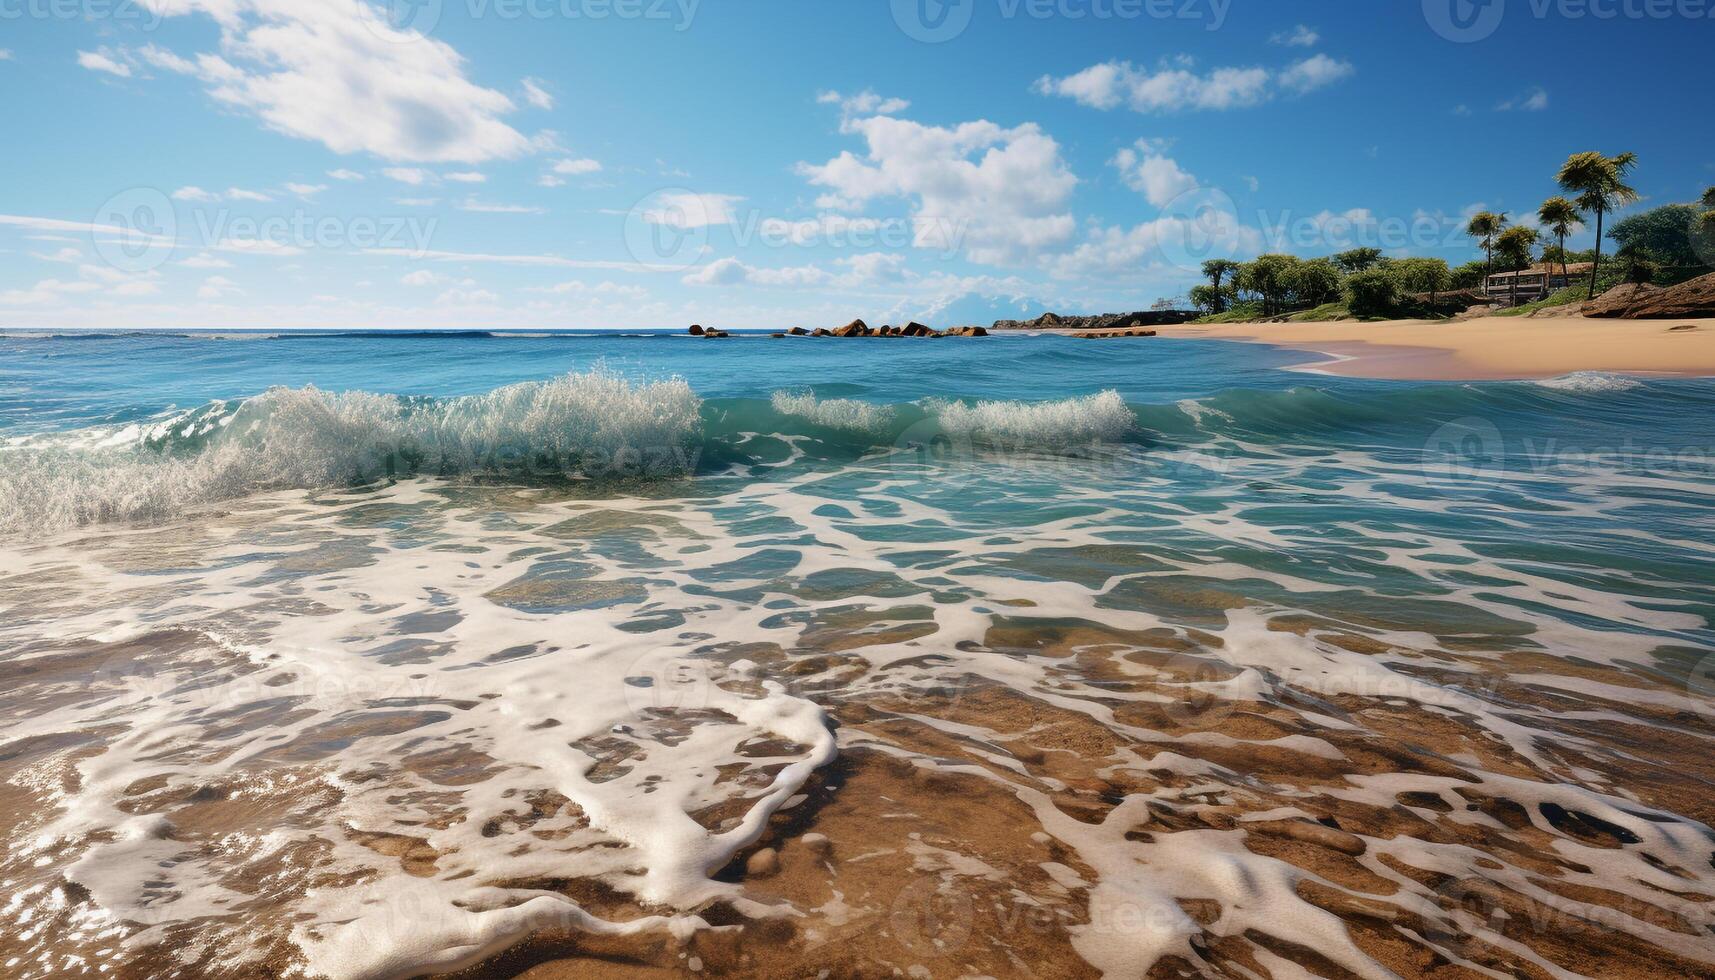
1496, 226, 1539, 307
1703, 186, 1715, 209
1537, 197, 1579, 284
1466, 211, 1506, 295
1556, 151, 1640, 299
1200, 259, 1240, 314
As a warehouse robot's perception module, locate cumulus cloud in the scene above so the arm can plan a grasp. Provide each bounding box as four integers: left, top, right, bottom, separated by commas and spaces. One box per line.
816, 89, 910, 118
1110, 140, 1198, 207
383, 167, 432, 185
797, 113, 1077, 265
641, 192, 743, 229
551, 158, 602, 176
1034, 54, 1353, 113
127, 0, 533, 163
444, 171, 486, 183
327, 168, 365, 181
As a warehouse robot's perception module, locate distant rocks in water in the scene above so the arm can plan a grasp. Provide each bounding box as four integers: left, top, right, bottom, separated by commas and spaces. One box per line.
991, 310, 1198, 332
944, 325, 989, 337
687, 324, 705, 336
1071, 326, 1157, 339
833, 319, 870, 337
688, 324, 731, 338
812, 327, 833, 337
685, 318, 997, 340
901, 322, 935, 337
788, 326, 808, 336
1583, 272, 1715, 319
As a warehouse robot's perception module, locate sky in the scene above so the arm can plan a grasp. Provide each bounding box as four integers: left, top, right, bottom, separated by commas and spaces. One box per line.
1, 0, 1712, 330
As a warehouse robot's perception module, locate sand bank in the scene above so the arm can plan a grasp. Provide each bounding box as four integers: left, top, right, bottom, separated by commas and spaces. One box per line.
1164, 314, 1715, 380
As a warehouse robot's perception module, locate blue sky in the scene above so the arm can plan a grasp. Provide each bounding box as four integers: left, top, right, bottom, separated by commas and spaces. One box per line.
2, 0, 1711, 329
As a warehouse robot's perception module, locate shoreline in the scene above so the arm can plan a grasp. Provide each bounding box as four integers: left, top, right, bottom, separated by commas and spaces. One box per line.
1146, 314, 1715, 381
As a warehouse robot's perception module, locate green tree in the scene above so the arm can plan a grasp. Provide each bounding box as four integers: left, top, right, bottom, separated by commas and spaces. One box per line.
1189, 284, 1224, 315
1609, 204, 1706, 273
1614, 243, 1656, 283
1556, 150, 1640, 299
1449, 260, 1489, 291
1344, 268, 1401, 318
1333, 248, 1383, 274
1537, 197, 1580, 282
1199, 259, 1241, 314
1394, 257, 1452, 304
1495, 226, 1540, 307
1235, 255, 1299, 316
1286, 259, 1343, 308
1466, 211, 1507, 279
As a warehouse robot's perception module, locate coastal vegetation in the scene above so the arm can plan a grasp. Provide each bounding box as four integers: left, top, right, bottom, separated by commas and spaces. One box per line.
1189, 153, 1715, 323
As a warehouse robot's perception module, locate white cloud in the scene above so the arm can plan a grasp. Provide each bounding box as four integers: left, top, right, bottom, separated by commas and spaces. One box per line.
1270, 24, 1320, 47
681, 257, 832, 288
444, 171, 487, 183
435, 287, 500, 305
1110, 140, 1199, 207
551, 157, 602, 176
285, 182, 328, 198
839, 251, 909, 284
0, 49, 13, 61
181, 253, 233, 269
1278, 54, 1356, 94
77, 49, 132, 77
641, 192, 743, 229
1496, 87, 1549, 112
1034, 54, 1352, 113
459, 199, 546, 214
32, 247, 83, 264
1046, 212, 1262, 279
384, 167, 433, 185
327, 168, 366, 181
132, 0, 532, 163
521, 77, 554, 110
226, 187, 273, 202
798, 114, 1076, 265
401, 269, 442, 286
197, 275, 244, 299
816, 89, 910, 118
537, 175, 566, 188
392, 197, 440, 207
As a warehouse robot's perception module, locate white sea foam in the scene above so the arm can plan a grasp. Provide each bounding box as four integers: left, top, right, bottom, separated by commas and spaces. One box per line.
0, 370, 702, 535
769, 391, 897, 434
927, 389, 1134, 447
1534, 371, 1644, 393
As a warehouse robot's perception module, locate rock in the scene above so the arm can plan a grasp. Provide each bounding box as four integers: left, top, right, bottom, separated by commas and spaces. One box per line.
945, 326, 989, 337
812, 328, 833, 337
745, 847, 779, 877
833, 319, 870, 337
801, 833, 831, 856
901, 322, 935, 337
1072, 327, 1156, 339
706, 330, 730, 338
788, 326, 809, 336
1583, 271, 1715, 318
992, 310, 1198, 332
688, 324, 705, 336
770, 333, 786, 339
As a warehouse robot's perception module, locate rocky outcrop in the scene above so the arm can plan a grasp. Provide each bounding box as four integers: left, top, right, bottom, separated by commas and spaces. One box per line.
900, 322, 935, 337
833, 319, 870, 337
944, 326, 989, 337
787, 326, 809, 336
991, 310, 1198, 331
1583, 273, 1715, 318
1071, 327, 1157, 339
687, 324, 705, 336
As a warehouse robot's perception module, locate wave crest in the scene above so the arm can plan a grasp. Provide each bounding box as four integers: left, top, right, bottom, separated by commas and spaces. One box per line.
769, 391, 898, 434
927, 390, 1134, 448
0, 370, 702, 535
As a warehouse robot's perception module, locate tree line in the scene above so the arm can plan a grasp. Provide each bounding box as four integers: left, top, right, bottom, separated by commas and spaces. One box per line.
1190, 151, 1715, 320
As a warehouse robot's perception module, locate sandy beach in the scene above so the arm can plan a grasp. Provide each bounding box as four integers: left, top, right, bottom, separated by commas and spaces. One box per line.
1154, 314, 1715, 381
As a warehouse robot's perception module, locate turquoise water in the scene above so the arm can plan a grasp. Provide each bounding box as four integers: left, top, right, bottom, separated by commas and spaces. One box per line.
2, 329, 1714, 977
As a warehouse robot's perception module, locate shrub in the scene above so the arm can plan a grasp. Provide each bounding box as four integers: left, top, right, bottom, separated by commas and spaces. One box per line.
1344, 269, 1401, 318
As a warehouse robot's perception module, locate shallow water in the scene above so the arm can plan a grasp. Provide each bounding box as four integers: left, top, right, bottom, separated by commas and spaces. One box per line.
2, 330, 1714, 978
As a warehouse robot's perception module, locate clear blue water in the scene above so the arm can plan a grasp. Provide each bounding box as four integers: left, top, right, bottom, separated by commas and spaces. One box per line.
3, 329, 1715, 976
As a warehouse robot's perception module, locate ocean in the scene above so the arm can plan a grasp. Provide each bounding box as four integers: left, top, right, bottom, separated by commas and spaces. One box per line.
2, 329, 1713, 978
